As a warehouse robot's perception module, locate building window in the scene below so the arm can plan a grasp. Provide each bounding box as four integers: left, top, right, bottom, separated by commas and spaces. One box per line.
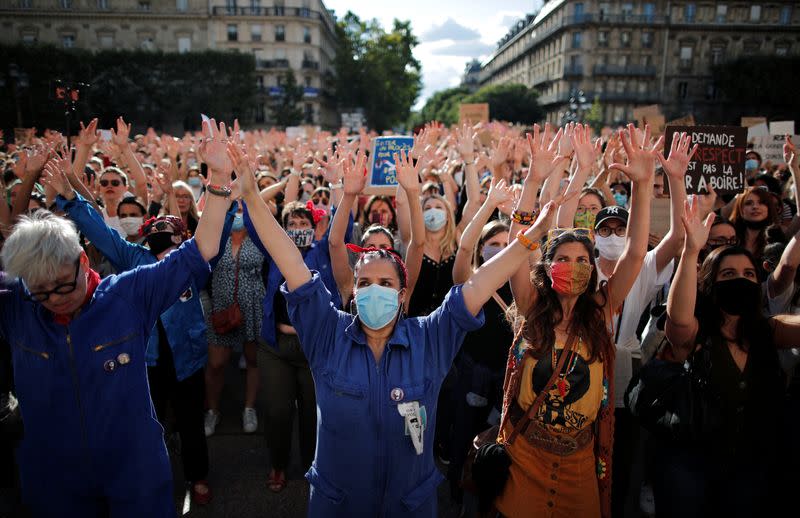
710, 45, 725, 65
255, 103, 265, 123
274, 0, 284, 16
621, 31, 631, 47
97, 0, 109, 9
642, 31, 653, 48
140, 36, 155, 50
251, 0, 261, 10
750, 5, 761, 22
597, 31, 608, 47
574, 2, 584, 21
706, 83, 718, 100
776, 44, 789, 57
304, 76, 312, 88
684, 3, 695, 22
621, 3, 633, 20
21, 30, 37, 44
643, 3, 655, 22
715, 4, 727, 23
225, 0, 237, 14
178, 36, 191, 53
679, 46, 693, 68
138, 1, 150, 11
572, 32, 582, 49
275, 25, 285, 42
275, 47, 286, 59
99, 33, 114, 48
598, 2, 610, 21
743, 41, 760, 55
780, 6, 792, 25
638, 81, 648, 94
616, 80, 626, 94
19, 0, 32, 8
251, 24, 262, 42
303, 27, 311, 44
60, 0, 72, 8
62, 34, 75, 48
678, 81, 688, 99
304, 103, 314, 123
618, 54, 628, 67
176, 0, 187, 11
227, 25, 238, 41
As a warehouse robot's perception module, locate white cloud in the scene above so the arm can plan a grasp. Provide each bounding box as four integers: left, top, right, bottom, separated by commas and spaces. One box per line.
429, 39, 495, 57
422, 18, 480, 42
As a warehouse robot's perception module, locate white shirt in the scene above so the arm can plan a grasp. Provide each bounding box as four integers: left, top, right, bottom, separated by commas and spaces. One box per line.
597, 249, 675, 408
766, 280, 800, 374
101, 206, 125, 236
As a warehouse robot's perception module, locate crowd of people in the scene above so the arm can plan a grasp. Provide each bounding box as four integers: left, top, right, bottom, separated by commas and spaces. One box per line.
0, 116, 798, 518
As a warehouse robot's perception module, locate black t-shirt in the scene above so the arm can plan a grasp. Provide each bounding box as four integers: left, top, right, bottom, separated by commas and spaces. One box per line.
408, 253, 456, 317
460, 283, 514, 371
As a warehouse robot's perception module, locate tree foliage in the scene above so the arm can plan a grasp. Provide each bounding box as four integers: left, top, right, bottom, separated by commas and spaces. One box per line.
712, 56, 800, 122
585, 97, 604, 133
0, 44, 256, 135
271, 69, 304, 128
409, 86, 471, 127
333, 12, 422, 131
412, 82, 543, 126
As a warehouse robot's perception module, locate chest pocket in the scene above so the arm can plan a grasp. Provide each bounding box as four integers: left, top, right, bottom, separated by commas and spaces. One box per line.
92, 330, 139, 385
11, 342, 53, 408
320, 373, 368, 436
386, 382, 427, 443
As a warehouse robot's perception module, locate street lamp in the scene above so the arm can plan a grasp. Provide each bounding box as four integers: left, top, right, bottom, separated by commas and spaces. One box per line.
562, 89, 592, 124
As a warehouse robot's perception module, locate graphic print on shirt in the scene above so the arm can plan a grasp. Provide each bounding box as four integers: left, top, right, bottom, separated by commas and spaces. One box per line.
532, 349, 591, 432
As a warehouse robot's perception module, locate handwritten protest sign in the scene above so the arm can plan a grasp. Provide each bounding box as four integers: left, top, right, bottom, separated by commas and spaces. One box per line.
366, 136, 414, 195
741, 116, 767, 128
752, 134, 799, 163
459, 103, 489, 124
770, 120, 795, 136
664, 125, 747, 195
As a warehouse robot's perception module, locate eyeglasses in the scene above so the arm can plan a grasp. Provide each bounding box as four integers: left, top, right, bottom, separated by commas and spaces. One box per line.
596, 226, 627, 238
99, 179, 122, 187
707, 237, 739, 247
575, 206, 601, 215
25, 260, 80, 302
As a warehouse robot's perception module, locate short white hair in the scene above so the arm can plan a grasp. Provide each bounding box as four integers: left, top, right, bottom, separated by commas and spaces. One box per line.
1, 211, 82, 286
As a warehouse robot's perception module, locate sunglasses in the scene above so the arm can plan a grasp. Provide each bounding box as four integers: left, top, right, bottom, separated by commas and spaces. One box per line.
707, 237, 739, 248
312, 196, 329, 205
547, 227, 595, 243
25, 260, 80, 303
99, 179, 122, 187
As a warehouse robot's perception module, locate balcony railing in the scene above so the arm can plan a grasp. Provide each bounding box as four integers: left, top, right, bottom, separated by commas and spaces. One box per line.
301, 60, 319, 70
563, 64, 583, 77
538, 90, 660, 105
592, 64, 657, 77
258, 59, 290, 69
213, 6, 315, 17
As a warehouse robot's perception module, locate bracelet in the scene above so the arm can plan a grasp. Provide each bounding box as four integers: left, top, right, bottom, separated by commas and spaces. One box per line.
511, 209, 537, 225
330, 182, 343, 190
516, 230, 540, 251
205, 183, 232, 198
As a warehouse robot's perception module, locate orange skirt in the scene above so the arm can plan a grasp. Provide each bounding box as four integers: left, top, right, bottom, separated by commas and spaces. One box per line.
495, 423, 600, 518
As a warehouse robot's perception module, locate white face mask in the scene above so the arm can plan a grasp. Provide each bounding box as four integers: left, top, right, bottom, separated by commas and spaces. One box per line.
595, 234, 626, 261
119, 216, 144, 237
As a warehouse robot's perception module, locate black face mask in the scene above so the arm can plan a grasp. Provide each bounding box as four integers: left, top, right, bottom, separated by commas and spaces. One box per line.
146, 232, 179, 257
712, 277, 760, 316
743, 218, 770, 230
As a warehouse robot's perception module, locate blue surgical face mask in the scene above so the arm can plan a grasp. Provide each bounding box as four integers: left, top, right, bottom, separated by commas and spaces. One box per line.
423, 207, 447, 231
355, 284, 401, 330
232, 214, 244, 231
188, 177, 202, 187
613, 192, 628, 207
745, 159, 759, 171
481, 244, 504, 263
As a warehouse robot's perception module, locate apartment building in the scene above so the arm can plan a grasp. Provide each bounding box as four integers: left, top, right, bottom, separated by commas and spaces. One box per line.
0, 0, 338, 127
480, 0, 799, 125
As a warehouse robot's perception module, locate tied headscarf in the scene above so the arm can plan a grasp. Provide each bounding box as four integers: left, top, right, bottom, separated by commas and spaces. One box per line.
346, 244, 408, 287
306, 200, 326, 225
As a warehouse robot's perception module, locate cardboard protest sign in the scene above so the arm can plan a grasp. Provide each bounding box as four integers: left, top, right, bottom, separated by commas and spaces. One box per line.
664, 125, 747, 195
633, 105, 661, 121
667, 114, 695, 127
752, 134, 798, 163
459, 103, 489, 124
285, 127, 305, 141
770, 120, 795, 136
740, 116, 767, 128
649, 197, 672, 240
747, 123, 770, 140
365, 136, 414, 195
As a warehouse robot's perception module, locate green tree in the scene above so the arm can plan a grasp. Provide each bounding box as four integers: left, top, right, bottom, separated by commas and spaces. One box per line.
462, 83, 542, 125
585, 97, 604, 133
333, 12, 422, 131
271, 69, 304, 128
411, 86, 471, 127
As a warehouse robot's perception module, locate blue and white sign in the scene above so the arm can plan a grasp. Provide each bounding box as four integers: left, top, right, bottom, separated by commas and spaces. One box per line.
366, 136, 414, 194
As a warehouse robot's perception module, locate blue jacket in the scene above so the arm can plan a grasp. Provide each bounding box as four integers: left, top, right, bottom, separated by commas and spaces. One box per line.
282, 273, 485, 517
56, 193, 236, 381
242, 203, 352, 347
0, 239, 210, 516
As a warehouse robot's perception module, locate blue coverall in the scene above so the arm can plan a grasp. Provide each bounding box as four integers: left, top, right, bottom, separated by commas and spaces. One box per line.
282, 273, 485, 517
0, 239, 210, 517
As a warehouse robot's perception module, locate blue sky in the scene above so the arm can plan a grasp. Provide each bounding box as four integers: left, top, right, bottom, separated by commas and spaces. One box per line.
324, 0, 543, 109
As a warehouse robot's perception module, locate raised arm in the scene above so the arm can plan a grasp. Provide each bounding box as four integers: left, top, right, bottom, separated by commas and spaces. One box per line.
228, 143, 311, 290
111, 117, 148, 205
11, 144, 50, 219
654, 132, 697, 272
605, 124, 659, 307
665, 199, 714, 361
556, 124, 600, 227
329, 153, 366, 300
394, 150, 425, 296
769, 226, 800, 298
784, 136, 800, 216
453, 179, 513, 284
463, 201, 557, 316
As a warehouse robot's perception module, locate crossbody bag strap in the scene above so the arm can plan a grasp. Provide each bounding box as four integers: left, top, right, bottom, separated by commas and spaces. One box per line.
506, 326, 580, 446
491, 292, 509, 313
233, 243, 242, 300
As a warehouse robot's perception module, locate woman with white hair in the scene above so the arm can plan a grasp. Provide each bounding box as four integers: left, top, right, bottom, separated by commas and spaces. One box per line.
0, 118, 234, 517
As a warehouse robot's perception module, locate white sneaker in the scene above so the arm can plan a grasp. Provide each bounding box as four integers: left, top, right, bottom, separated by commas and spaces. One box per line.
242, 407, 258, 433
640, 482, 656, 516
238, 353, 247, 370
204, 410, 220, 437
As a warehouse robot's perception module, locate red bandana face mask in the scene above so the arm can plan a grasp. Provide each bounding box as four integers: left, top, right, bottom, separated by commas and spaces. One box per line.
548, 262, 592, 296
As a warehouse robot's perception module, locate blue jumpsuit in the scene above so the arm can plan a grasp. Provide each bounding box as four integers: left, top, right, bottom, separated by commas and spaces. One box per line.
282, 273, 485, 517
0, 239, 210, 517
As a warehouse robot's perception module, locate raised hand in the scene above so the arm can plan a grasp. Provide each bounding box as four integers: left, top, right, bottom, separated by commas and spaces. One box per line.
456, 123, 476, 161
25, 144, 53, 177
199, 118, 233, 176
526, 200, 558, 242
394, 149, 421, 193
42, 159, 74, 199
226, 141, 256, 199
110, 116, 131, 148
695, 186, 717, 218
658, 131, 699, 181
490, 136, 513, 168
559, 122, 575, 158
682, 195, 715, 252
156, 163, 174, 196
486, 178, 514, 208
785, 135, 799, 172
525, 123, 564, 183
570, 123, 601, 170
609, 123, 661, 184
342, 151, 368, 195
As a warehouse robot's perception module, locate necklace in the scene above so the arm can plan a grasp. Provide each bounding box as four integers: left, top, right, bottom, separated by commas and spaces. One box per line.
551, 337, 581, 398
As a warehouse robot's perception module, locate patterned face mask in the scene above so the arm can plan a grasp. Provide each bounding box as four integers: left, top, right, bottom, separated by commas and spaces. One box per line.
548, 262, 592, 296
573, 210, 597, 229
286, 228, 314, 248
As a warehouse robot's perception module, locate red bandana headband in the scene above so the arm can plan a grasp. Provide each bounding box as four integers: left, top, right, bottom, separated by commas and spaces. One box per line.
346, 243, 408, 287
306, 200, 326, 225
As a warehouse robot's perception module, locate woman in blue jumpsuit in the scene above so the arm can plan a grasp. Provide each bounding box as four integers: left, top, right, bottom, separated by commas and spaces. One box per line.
229, 145, 561, 517
0, 118, 234, 517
